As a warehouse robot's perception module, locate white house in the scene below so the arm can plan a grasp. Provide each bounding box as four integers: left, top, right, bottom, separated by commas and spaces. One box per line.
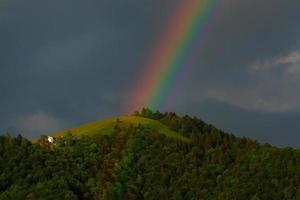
47, 136, 54, 143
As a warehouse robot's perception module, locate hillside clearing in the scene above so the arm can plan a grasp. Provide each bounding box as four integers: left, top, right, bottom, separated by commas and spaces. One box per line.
50, 116, 190, 142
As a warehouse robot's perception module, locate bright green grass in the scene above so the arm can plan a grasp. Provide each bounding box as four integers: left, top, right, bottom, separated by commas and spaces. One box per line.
51, 116, 190, 142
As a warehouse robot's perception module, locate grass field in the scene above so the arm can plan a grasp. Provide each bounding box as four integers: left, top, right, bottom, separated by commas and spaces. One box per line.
50, 116, 190, 142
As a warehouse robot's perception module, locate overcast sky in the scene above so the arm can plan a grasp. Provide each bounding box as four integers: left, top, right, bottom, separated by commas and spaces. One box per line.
1, 0, 300, 147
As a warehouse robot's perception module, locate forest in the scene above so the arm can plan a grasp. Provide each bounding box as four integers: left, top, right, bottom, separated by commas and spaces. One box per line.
0, 108, 300, 200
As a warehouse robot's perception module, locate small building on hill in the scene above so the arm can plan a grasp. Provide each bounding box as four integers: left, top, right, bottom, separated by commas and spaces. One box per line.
47, 136, 54, 144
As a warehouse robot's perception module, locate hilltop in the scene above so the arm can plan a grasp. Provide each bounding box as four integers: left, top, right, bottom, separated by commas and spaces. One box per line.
1, 109, 300, 200
50, 116, 190, 143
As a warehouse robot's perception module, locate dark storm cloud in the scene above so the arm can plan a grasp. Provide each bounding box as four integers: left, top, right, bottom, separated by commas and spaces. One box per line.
178, 0, 300, 112
0, 0, 300, 146
0, 0, 173, 138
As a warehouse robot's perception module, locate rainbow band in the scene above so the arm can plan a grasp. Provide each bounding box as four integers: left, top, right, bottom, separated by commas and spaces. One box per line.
124, 0, 218, 113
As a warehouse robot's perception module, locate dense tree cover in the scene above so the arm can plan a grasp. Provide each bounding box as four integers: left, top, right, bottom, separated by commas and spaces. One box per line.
1, 109, 300, 199
0, 133, 102, 199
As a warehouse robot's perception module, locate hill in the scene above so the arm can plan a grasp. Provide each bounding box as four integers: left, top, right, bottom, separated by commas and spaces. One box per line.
51, 116, 190, 142
1, 109, 300, 200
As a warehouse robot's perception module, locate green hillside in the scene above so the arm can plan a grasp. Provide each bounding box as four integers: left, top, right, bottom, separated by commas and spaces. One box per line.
1, 109, 300, 200
51, 116, 190, 142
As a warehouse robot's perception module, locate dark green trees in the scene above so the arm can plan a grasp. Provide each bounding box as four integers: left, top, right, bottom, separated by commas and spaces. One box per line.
1, 110, 300, 199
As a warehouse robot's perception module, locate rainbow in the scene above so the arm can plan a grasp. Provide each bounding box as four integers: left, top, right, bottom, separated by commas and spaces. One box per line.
124, 0, 218, 114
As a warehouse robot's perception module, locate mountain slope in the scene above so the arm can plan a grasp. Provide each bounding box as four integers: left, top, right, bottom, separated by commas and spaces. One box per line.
1, 109, 300, 200
51, 116, 190, 142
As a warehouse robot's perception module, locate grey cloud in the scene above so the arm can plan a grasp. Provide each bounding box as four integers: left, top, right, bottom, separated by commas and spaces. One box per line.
0, 0, 173, 138
16, 112, 65, 138
174, 0, 300, 113
199, 50, 300, 113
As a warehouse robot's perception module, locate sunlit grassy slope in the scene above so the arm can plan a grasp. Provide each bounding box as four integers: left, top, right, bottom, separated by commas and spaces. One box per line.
51, 116, 190, 142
